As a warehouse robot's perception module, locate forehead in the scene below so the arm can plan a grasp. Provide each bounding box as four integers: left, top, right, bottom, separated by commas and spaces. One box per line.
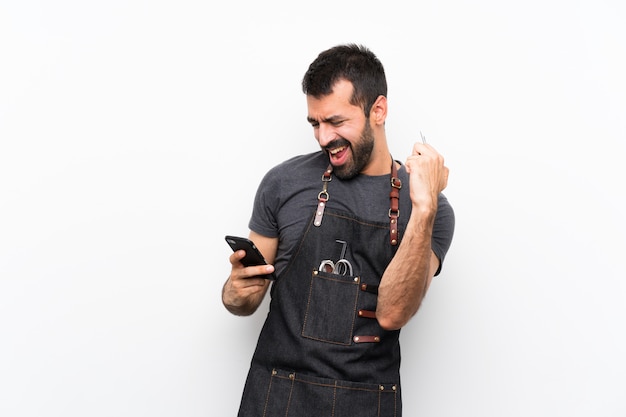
306, 80, 360, 116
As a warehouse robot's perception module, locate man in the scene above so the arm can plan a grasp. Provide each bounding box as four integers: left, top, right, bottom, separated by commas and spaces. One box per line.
222, 44, 455, 417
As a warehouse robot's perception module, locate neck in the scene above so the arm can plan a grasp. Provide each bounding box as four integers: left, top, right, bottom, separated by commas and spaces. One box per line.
362, 140, 393, 176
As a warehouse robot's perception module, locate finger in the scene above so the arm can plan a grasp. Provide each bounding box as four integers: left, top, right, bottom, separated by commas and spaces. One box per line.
248, 264, 275, 278
229, 249, 246, 265
412, 142, 425, 156
229, 251, 275, 280
412, 142, 434, 156
228, 275, 267, 294
442, 166, 449, 190
237, 276, 268, 288
404, 154, 420, 173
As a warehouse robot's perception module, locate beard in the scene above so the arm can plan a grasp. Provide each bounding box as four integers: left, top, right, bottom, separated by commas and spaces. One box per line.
328, 121, 375, 180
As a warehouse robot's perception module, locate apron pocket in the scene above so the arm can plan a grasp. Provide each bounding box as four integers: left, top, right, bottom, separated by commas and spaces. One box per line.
264, 368, 398, 417
301, 269, 360, 345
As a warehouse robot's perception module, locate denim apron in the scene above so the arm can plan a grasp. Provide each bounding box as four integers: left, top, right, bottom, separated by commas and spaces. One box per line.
238, 163, 404, 417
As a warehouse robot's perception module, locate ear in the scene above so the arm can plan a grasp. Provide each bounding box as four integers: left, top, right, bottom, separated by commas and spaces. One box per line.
369, 95, 388, 126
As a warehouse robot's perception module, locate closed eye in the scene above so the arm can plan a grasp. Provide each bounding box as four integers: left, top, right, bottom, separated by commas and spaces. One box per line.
324, 115, 346, 126
307, 116, 346, 128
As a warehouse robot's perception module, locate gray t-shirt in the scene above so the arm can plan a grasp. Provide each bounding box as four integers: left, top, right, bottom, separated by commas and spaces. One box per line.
249, 151, 455, 278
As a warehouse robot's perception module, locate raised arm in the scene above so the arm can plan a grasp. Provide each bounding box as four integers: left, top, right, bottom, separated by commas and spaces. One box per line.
376, 142, 449, 330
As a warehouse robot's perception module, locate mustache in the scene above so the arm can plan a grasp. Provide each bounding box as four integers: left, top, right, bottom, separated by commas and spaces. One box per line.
324, 138, 350, 151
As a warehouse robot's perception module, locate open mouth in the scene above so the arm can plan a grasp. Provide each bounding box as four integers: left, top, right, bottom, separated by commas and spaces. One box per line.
329, 145, 347, 156
326, 143, 350, 165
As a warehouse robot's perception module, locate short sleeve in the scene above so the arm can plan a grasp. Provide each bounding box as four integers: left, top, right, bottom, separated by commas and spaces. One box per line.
431, 193, 455, 276
248, 167, 281, 238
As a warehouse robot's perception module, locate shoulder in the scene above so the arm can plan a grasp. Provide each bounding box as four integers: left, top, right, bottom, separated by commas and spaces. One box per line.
260, 151, 328, 185
269, 151, 327, 174
255, 151, 329, 203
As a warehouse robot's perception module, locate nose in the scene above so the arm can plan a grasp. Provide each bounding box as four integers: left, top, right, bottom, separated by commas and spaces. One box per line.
317, 123, 336, 148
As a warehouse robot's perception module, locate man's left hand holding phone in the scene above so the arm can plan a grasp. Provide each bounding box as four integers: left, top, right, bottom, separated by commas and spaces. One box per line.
225, 235, 276, 280
223, 234, 275, 316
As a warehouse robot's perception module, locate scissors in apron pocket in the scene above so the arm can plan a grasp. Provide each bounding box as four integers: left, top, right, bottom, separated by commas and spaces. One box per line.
318, 240, 353, 276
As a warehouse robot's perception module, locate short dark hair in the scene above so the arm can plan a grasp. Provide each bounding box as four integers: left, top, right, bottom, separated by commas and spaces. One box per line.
302, 44, 387, 116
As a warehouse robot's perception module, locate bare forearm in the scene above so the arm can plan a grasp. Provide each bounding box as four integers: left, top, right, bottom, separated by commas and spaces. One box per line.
376, 207, 436, 330
377, 140, 449, 330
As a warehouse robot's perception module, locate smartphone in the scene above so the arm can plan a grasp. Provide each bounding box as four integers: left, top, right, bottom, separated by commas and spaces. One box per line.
225, 235, 276, 280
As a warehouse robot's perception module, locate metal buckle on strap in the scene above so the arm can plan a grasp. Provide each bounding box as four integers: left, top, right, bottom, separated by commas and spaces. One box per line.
315, 164, 333, 227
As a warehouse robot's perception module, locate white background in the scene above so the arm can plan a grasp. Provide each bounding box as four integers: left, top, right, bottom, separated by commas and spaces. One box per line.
1, 1, 625, 416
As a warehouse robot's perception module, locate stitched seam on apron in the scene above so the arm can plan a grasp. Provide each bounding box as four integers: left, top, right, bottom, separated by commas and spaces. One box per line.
279, 214, 316, 280
329, 212, 391, 229
332, 381, 337, 417
262, 371, 274, 417
284, 375, 295, 417
272, 374, 396, 393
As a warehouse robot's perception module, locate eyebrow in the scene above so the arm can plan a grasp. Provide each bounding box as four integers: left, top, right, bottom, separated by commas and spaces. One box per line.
307, 115, 345, 124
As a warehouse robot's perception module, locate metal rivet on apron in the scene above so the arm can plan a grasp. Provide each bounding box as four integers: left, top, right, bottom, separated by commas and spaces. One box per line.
392, 385, 397, 391
289, 373, 295, 380
272, 369, 277, 376
379, 385, 384, 391
353, 336, 359, 342
391, 239, 397, 245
